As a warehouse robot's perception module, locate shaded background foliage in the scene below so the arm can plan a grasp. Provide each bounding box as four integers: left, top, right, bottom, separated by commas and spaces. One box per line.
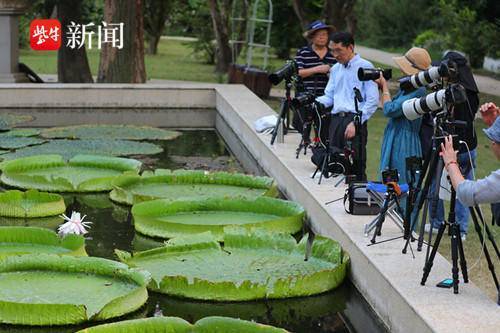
18, 0, 500, 74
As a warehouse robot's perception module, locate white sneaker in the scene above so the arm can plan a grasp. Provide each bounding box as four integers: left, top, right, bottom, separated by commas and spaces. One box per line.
461, 234, 467, 241
424, 224, 432, 233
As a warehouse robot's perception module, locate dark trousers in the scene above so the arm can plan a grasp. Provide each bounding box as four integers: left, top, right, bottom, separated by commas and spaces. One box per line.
328, 113, 368, 180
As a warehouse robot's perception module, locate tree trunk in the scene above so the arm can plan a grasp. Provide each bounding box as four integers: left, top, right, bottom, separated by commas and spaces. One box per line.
147, 34, 161, 55
231, 0, 248, 61
144, 0, 171, 55
98, 0, 146, 83
291, 0, 308, 30
323, 0, 357, 35
208, 0, 232, 73
57, 0, 93, 83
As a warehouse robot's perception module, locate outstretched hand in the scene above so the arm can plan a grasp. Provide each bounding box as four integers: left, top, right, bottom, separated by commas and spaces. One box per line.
479, 102, 499, 127
440, 135, 457, 166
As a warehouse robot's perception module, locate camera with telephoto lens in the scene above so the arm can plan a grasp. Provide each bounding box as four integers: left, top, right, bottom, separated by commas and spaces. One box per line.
399, 60, 458, 93
268, 60, 298, 85
402, 83, 467, 121
357, 68, 392, 81
291, 92, 317, 109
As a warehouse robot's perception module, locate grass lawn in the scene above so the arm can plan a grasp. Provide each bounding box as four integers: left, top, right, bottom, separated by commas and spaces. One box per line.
20, 38, 500, 301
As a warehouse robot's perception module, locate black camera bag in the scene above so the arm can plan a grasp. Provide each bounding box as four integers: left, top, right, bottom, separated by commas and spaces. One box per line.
343, 181, 380, 215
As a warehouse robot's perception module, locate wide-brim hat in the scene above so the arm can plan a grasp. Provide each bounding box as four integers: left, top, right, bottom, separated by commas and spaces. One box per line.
392, 47, 432, 75
303, 20, 335, 39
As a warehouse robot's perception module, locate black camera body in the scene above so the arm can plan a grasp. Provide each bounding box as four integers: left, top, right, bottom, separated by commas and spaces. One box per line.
382, 169, 399, 184
358, 67, 392, 81
311, 146, 353, 178
268, 60, 298, 85
291, 93, 316, 109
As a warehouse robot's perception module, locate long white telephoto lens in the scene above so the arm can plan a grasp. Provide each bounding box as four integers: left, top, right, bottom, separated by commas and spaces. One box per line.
408, 66, 440, 88
402, 89, 445, 120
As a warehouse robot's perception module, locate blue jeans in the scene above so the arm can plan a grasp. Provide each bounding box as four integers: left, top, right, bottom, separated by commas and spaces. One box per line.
428, 149, 476, 235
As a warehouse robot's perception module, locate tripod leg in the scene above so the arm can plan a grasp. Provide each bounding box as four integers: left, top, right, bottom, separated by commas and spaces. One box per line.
450, 222, 461, 294
417, 198, 430, 251
371, 194, 391, 244
456, 225, 468, 284
318, 153, 329, 185
421, 221, 447, 285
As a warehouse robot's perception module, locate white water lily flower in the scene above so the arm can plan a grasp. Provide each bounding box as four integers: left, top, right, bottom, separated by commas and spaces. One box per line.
58, 211, 92, 236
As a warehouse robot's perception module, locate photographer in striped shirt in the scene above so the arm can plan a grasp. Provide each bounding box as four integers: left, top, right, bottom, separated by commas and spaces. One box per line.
293, 21, 336, 145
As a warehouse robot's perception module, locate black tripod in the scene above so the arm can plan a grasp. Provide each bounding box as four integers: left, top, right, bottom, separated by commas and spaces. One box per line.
295, 102, 327, 158
421, 182, 468, 294
370, 183, 404, 244
270, 78, 293, 145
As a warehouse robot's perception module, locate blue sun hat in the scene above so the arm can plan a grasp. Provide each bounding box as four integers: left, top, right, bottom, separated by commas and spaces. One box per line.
483, 116, 500, 143
303, 20, 335, 39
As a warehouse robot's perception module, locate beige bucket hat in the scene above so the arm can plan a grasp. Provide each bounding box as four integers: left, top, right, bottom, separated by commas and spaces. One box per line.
392, 47, 432, 75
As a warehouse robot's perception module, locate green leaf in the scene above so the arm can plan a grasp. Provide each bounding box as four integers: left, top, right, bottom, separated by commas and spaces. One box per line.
0, 215, 62, 230
0, 128, 41, 137
132, 197, 304, 240
116, 230, 349, 301
40, 124, 182, 141
1, 139, 163, 160
0, 190, 66, 217
0, 137, 45, 149
195, 316, 288, 332
110, 170, 278, 205
75, 316, 288, 332
76, 317, 192, 333
0, 154, 142, 192
0, 114, 33, 131
0, 254, 150, 325
0, 226, 86, 258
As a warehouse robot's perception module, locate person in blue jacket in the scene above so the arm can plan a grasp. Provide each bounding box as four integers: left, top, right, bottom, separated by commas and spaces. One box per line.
375, 47, 432, 186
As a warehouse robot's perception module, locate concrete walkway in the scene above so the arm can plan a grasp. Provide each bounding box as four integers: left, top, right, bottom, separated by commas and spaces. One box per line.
356, 45, 500, 97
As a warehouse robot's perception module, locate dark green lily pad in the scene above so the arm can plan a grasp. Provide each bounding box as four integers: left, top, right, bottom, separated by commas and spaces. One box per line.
1, 139, 163, 160
40, 124, 181, 141
0, 137, 46, 149
116, 230, 349, 301
0, 128, 41, 137
0, 114, 33, 131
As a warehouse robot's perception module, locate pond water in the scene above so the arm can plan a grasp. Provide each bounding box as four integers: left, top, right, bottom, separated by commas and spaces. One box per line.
0, 130, 387, 333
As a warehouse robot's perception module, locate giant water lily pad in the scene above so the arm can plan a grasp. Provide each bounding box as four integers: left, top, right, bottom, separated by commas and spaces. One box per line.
132, 197, 304, 240
0, 226, 86, 258
0, 190, 65, 217
0, 254, 150, 325
0, 136, 45, 149
0, 128, 41, 137
41, 124, 181, 141
0, 215, 62, 230
1, 139, 162, 160
0, 114, 33, 131
0, 154, 142, 192
110, 170, 278, 205
116, 230, 349, 301
77, 316, 288, 332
